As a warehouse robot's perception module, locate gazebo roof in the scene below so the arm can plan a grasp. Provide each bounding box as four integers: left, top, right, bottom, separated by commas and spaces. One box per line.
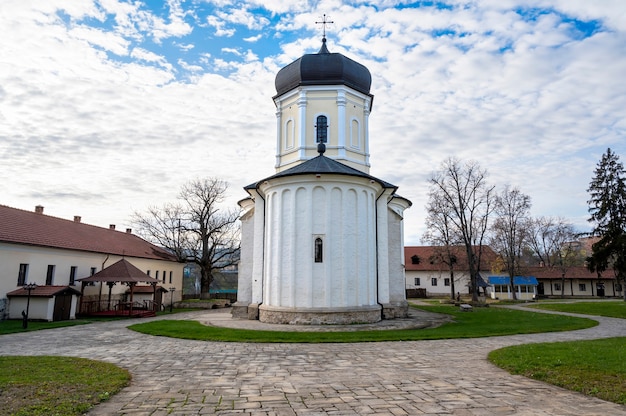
78, 259, 159, 284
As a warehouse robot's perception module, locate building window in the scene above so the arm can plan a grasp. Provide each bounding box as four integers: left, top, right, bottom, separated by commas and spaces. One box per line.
431, 278, 437, 286
169, 271, 173, 284
411, 255, 420, 264
17, 264, 28, 286
162, 271, 166, 283
315, 115, 328, 143
146, 270, 150, 276
554, 283, 561, 291
90, 267, 97, 276
69, 266, 77, 285
156, 271, 159, 280
414, 278, 420, 286
350, 118, 360, 148
579, 283, 587, 292
314, 237, 323, 263
46, 265, 55, 285
444, 278, 450, 286
285, 119, 294, 149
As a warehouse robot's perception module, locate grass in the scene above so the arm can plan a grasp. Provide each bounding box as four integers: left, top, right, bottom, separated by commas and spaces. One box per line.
128, 304, 597, 343
0, 356, 131, 416
0, 319, 93, 335
529, 300, 626, 319
489, 337, 626, 405
0, 308, 199, 336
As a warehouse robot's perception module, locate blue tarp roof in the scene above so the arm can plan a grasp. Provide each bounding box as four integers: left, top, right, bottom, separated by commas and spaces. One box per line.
488, 276, 539, 285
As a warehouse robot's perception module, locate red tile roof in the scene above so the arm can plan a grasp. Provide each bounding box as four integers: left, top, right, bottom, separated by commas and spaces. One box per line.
404, 246, 497, 271
526, 266, 614, 280
78, 259, 161, 283
0, 205, 176, 261
7, 285, 82, 297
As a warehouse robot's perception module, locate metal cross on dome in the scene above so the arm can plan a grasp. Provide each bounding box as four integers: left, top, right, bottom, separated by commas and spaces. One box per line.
315, 14, 334, 38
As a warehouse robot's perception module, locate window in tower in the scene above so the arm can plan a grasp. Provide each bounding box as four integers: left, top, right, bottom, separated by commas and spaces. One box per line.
314, 237, 323, 263
350, 118, 360, 148
285, 118, 294, 149
315, 115, 328, 143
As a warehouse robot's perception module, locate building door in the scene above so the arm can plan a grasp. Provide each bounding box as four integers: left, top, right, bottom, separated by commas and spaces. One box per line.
597, 283, 605, 297
53, 294, 72, 321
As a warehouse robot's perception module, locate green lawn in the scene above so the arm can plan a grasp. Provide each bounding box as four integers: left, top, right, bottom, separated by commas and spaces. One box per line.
0, 319, 92, 335
489, 337, 626, 405
0, 308, 198, 336
128, 304, 597, 342
529, 300, 626, 319
0, 356, 130, 416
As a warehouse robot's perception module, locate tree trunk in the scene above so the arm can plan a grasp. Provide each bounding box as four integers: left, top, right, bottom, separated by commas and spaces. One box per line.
449, 269, 455, 300
200, 268, 213, 299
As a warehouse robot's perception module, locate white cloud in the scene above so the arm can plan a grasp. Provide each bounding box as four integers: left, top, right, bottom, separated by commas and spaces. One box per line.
243, 34, 263, 42
1, 0, 625, 244
69, 25, 130, 56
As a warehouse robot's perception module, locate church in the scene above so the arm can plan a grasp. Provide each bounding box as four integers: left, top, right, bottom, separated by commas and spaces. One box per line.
232, 32, 411, 325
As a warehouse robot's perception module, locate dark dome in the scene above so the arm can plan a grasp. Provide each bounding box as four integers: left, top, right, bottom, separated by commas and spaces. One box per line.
274, 39, 372, 97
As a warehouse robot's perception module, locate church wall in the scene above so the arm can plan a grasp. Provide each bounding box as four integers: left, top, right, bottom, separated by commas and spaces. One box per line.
233, 199, 254, 307
260, 176, 380, 311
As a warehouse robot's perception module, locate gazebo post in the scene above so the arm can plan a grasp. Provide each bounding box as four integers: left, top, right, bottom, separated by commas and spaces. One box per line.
128, 282, 136, 317
80, 281, 86, 314
152, 282, 158, 312
106, 282, 116, 311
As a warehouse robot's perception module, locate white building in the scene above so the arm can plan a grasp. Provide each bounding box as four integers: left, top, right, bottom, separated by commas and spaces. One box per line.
232, 37, 411, 324
0, 204, 184, 320
404, 246, 497, 298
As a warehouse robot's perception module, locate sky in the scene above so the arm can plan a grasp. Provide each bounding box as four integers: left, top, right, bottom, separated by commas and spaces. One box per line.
1, 0, 625, 246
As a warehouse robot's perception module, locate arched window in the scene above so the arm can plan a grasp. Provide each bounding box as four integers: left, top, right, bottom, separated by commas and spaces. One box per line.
315, 115, 328, 143
285, 119, 294, 149
350, 118, 360, 148
314, 237, 323, 263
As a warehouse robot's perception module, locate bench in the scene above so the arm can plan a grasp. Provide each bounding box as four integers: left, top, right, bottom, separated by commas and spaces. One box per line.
459, 304, 473, 312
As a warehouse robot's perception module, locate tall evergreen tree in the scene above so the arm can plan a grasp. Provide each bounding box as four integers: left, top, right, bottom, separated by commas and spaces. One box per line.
587, 148, 626, 300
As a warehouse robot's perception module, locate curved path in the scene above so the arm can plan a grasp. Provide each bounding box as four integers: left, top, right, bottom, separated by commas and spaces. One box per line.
2, 306, 626, 415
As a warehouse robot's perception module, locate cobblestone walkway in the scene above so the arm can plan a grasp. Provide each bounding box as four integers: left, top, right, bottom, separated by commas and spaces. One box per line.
2, 305, 625, 415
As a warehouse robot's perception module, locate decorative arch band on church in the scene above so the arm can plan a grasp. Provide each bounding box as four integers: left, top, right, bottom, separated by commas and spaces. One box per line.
232, 35, 412, 325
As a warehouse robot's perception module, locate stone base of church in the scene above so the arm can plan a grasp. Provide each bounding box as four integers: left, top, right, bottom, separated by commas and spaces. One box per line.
231, 302, 260, 320
258, 304, 382, 325
381, 301, 409, 319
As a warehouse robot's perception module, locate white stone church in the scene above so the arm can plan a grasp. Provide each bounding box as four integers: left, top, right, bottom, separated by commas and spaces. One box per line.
232, 36, 411, 324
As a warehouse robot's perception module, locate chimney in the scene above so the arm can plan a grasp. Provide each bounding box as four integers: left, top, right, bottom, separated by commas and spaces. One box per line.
126, 228, 132, 234
74, 216, 81, 223
109, 224, 116, 230
35, 205, 44, 214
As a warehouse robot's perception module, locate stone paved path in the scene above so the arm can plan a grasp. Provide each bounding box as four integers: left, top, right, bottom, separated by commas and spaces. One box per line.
2, 305, 626, 415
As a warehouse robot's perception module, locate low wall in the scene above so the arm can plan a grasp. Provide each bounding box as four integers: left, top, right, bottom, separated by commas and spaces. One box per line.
176, 299, 231, 309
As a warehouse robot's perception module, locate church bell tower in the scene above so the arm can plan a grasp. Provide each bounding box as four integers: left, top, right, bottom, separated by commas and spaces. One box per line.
273, 36, 373, 173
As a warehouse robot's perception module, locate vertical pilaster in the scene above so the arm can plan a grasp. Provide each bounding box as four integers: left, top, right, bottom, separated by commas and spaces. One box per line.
364, 97, 371, 167
298, 91, 307, 161
337, 91, 346, 159
376, 189, 392, 304
275, 103, 282, 168
251, 189, 265, 305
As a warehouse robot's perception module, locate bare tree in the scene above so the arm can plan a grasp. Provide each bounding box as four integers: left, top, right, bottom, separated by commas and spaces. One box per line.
134, 178, 240, 298
527, 217, 581, 297
423, 188, 461, 299
429, 158, 495, 302
490, 186, 531, 300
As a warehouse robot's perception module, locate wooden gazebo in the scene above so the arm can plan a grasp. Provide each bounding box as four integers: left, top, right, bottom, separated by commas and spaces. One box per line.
78, 259, 161, 317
